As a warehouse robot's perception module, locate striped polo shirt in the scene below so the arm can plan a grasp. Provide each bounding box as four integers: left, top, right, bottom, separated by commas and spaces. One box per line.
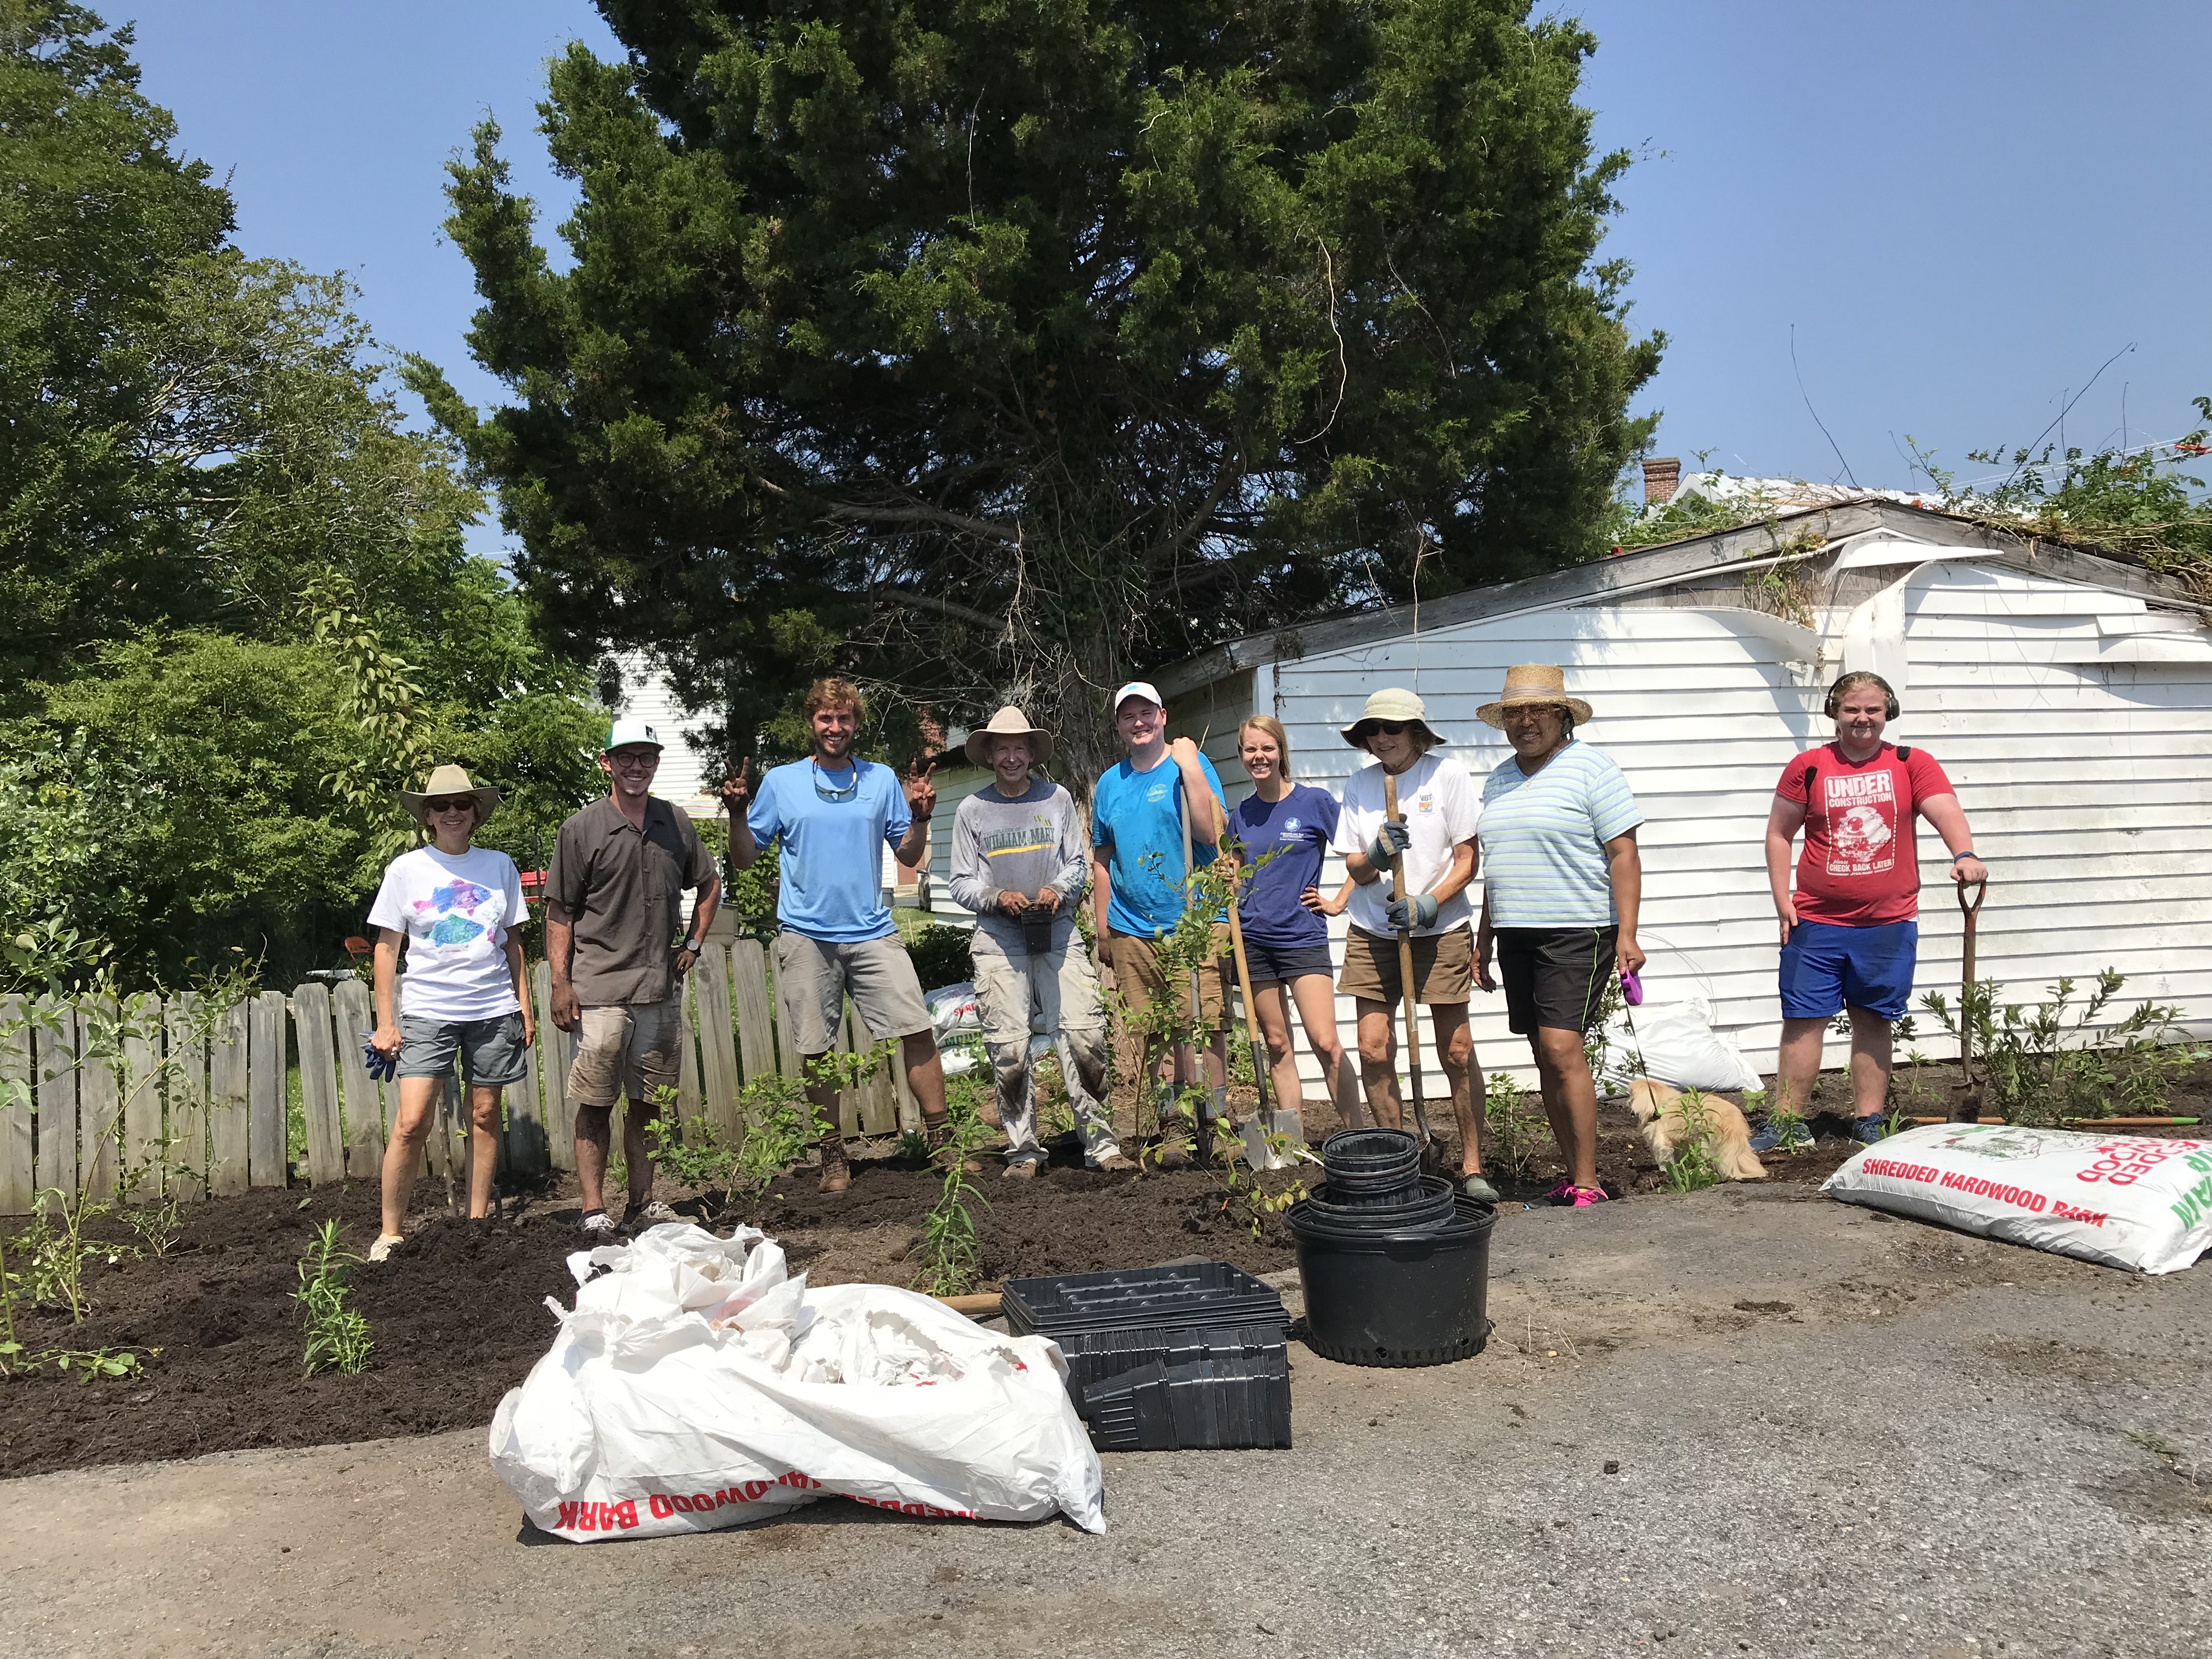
1479, 741, 1643, 928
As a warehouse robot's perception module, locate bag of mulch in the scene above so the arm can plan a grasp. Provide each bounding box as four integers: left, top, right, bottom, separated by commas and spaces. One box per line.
489, 1223, 1105, 1541
924, 983, 986, 1076
1824, 1122, 2212, 1274
1596, 996, 1763, 1095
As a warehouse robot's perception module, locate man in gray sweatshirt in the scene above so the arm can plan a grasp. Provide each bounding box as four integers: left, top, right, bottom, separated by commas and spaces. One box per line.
949, 707, 1132, 1176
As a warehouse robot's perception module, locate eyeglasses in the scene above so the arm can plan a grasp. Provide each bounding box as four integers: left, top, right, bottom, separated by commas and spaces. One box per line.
607, 751, 659, 770
810, 761, 860, 803
425, 798, 475, 815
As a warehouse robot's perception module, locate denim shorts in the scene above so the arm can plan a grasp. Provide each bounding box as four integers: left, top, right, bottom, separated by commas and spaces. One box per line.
397, 1011, 529, 1086
1779, 919, 1918, 1022
1238, 936, 1335, 986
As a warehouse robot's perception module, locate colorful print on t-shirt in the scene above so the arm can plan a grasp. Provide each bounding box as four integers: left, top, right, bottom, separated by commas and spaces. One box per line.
421, 880, 493, 945
1776, 742, 1954, 928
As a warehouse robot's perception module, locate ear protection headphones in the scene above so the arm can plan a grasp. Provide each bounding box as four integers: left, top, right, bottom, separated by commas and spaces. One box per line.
1824, 671, 1900, 721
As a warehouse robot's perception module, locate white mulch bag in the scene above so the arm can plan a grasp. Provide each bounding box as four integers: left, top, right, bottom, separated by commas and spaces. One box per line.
489, 1223, 1106, 1540
1824, 1122, 2212, 1275
925, 983, 986, 1077
1600, 996, 1763, 1094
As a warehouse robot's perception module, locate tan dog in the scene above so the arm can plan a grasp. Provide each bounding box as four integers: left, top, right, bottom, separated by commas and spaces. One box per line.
1628, 1078, 1767, 1182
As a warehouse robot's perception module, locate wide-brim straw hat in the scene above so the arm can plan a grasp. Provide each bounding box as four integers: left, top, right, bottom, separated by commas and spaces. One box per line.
963, 705, 1054, 768
398, 763, 503, 826
1477, 663, 1594, 729
1340, 687, 1444, 748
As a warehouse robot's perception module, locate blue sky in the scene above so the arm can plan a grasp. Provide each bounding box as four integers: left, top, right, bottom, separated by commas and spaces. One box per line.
119, 0, 2210, 555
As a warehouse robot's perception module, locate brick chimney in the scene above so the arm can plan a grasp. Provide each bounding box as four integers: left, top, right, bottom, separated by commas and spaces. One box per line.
1643, 456, 1681, 505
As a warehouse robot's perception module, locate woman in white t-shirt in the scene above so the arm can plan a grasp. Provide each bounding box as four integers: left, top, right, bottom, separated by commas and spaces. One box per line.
1328, 689, 1494, 1203
365, 765, 534, 1260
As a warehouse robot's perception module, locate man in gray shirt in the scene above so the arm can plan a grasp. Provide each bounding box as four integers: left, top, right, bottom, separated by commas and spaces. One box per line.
949, 707, 1132, 1175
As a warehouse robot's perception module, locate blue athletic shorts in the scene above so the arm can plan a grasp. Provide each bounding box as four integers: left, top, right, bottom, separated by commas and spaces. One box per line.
1778, 919, 1917, 1022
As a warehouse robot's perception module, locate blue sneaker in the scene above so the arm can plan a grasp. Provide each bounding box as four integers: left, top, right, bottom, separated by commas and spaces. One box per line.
1748, 1121, 1815, 1155
1850, 1114, 1890, 1146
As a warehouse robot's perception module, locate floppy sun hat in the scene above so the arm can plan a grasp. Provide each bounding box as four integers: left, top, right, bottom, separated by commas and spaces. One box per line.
963, 705, 1054, 768
399, 763, 503, 826
1339, 686, 1443, 748
1476, 663, 1593, 729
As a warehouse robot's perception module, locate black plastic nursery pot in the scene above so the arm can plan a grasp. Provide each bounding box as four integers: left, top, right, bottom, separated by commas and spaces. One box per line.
1287, 1193, 1497, 1368
1301, 1173, 1459, 1229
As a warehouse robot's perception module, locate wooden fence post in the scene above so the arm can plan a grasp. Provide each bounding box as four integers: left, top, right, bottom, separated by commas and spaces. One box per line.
32, 994, 76, 1212
209, 998, 250, 1197
533, 962, 575, 1170
1, 996, 33, 1216
119, 991, 165, 1201
76, 996, 121, 1204
292, 983, 346, 1186
247, 990, 289, 1187
730, 938, 777, 1086
332, 979, 385, 1179
693, 945, 743, 1137
164, 992, 208, 1203
674, 972, 705, 1127
505, 992, 549, 1177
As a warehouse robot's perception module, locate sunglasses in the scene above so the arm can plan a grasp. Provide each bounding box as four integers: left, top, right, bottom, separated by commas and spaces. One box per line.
810, 761, 860, 803
1364, 721, 1412, 736
425, 798, 476, 815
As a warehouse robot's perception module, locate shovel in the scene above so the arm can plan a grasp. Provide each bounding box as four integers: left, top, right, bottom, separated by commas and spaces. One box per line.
1949, 875, 1988, 1124
1381, 771, 1434, 1153
1223, 860, 1296, 1171
1177, 786, 1214, 1164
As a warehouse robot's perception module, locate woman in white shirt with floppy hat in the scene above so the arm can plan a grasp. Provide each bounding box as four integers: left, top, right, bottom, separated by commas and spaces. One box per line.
365, 764, 534, 1260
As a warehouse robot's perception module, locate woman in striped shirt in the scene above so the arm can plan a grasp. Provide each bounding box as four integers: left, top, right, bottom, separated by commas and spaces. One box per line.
1472, 665, 1645, 1208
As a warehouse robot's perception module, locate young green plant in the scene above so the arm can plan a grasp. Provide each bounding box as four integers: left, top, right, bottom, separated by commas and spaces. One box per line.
294, 1220, 374, 1377
910, 1073, 992, 1296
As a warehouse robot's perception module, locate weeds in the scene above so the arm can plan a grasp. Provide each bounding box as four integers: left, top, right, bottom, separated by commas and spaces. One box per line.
641, 1072, 826, 1216
1921, 969, 2202, 1127
0, 1341, 155, 1384
910, 1075, 991, 1296
294, 1221, 373, 1378
1660, 1089, 1724, 1193
1483, 1071, 1546, 1182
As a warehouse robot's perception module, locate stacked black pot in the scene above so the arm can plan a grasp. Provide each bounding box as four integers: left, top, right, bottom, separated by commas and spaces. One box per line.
1286, 1128, 1496, 1368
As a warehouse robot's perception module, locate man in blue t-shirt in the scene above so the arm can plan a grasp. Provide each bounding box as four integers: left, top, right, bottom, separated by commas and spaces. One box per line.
725, 676, 954, 1192
1088, 680, 1229, 1161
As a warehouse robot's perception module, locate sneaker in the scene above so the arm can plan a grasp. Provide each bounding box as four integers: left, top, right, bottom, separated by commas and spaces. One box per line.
1459, 1173, 1501, 1205
367, 1233, 404, 1263
623, 1199, 681, 1228
1541, 1177, 1576, 1203
1554, 1184, 1610, 1209
578, 1209, 617, 1239
1748, 1121, 1816, 1155
1001, 1159, 1040, 1181
1850, 1114, 1890, 1146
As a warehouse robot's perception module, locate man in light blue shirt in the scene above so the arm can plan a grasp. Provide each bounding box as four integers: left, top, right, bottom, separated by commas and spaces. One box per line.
726, 676, 952, 1192
1088, 680, 1228, 1162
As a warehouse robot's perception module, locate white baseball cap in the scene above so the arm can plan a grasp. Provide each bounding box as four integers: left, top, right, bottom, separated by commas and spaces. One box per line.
1112, 680, 1164, 714
602, 718, 664, 753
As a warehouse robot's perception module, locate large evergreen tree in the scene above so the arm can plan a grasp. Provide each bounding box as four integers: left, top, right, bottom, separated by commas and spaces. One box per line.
421, 0, 1661, 779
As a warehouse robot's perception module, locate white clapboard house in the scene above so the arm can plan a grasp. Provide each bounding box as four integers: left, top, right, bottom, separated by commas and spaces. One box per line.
921, 499, 2212, 1091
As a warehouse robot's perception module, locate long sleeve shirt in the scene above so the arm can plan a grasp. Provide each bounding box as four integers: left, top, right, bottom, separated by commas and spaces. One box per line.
949, 779, 1089, 952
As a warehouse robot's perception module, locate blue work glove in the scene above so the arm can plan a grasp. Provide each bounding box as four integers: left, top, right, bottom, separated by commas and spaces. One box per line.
1384, 892, 1439, 931
1365, 820, 1412, 867
360, 1033, 397, 1084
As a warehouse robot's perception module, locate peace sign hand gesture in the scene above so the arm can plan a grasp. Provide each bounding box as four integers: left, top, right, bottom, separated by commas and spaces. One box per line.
717, 759, 752, 816
904, 760, 938, 820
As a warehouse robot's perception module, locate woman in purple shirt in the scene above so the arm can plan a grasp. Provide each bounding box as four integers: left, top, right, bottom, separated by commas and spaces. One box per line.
1228, 716, 1360, 1129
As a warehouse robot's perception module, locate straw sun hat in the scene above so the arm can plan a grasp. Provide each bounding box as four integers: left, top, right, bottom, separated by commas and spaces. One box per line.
1339, 687, 1444, 748
398, 763, 503, 826
1476, 664, 1594, 729
963, 706, 1054, 767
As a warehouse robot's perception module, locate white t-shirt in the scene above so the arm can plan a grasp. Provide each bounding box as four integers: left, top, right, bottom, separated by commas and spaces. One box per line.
366, 845, 528, 1022
1330, 752, 1483, 939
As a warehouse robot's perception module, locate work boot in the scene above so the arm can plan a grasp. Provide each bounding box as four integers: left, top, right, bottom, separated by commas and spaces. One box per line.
923, 1113, 983, 1173
818, 1135, 851, 1194
1001, 1158, 1040, 1181
1140, 1130, 1192, 1171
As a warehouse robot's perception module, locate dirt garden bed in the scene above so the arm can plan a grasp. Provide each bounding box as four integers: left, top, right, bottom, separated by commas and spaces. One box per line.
5, 1056, 2204, 1481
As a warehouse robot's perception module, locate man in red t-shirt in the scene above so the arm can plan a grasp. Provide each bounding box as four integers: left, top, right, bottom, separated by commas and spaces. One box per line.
1756, 671, 1987, 1149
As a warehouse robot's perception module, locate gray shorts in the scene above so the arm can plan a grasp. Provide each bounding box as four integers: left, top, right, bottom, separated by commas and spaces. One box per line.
773, 932, 934, 1057
398, 1012, 529, 1086
567, 995, 686, 1109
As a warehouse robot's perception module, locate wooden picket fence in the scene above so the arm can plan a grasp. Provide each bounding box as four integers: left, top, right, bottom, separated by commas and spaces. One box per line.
0, 937, 917, 1217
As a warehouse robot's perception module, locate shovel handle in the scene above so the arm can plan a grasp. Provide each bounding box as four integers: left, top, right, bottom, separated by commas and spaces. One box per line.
1956, 874, 1987, 921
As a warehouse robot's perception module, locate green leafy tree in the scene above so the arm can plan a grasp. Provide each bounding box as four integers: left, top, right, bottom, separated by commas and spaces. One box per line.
419, 0, 1660, 782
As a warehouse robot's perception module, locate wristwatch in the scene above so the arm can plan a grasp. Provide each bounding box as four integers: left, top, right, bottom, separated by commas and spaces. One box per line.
678, 936, 703, 954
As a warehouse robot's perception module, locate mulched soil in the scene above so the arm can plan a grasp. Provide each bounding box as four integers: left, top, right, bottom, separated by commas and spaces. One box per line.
5, 1057, 2204, 1481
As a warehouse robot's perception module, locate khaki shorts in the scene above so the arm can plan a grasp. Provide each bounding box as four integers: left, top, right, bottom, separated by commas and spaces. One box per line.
1107, 926, 1233, 1035
568, 996, 685, 1108
773, 931, 934, 1057
1338, 923, 1474, 1008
